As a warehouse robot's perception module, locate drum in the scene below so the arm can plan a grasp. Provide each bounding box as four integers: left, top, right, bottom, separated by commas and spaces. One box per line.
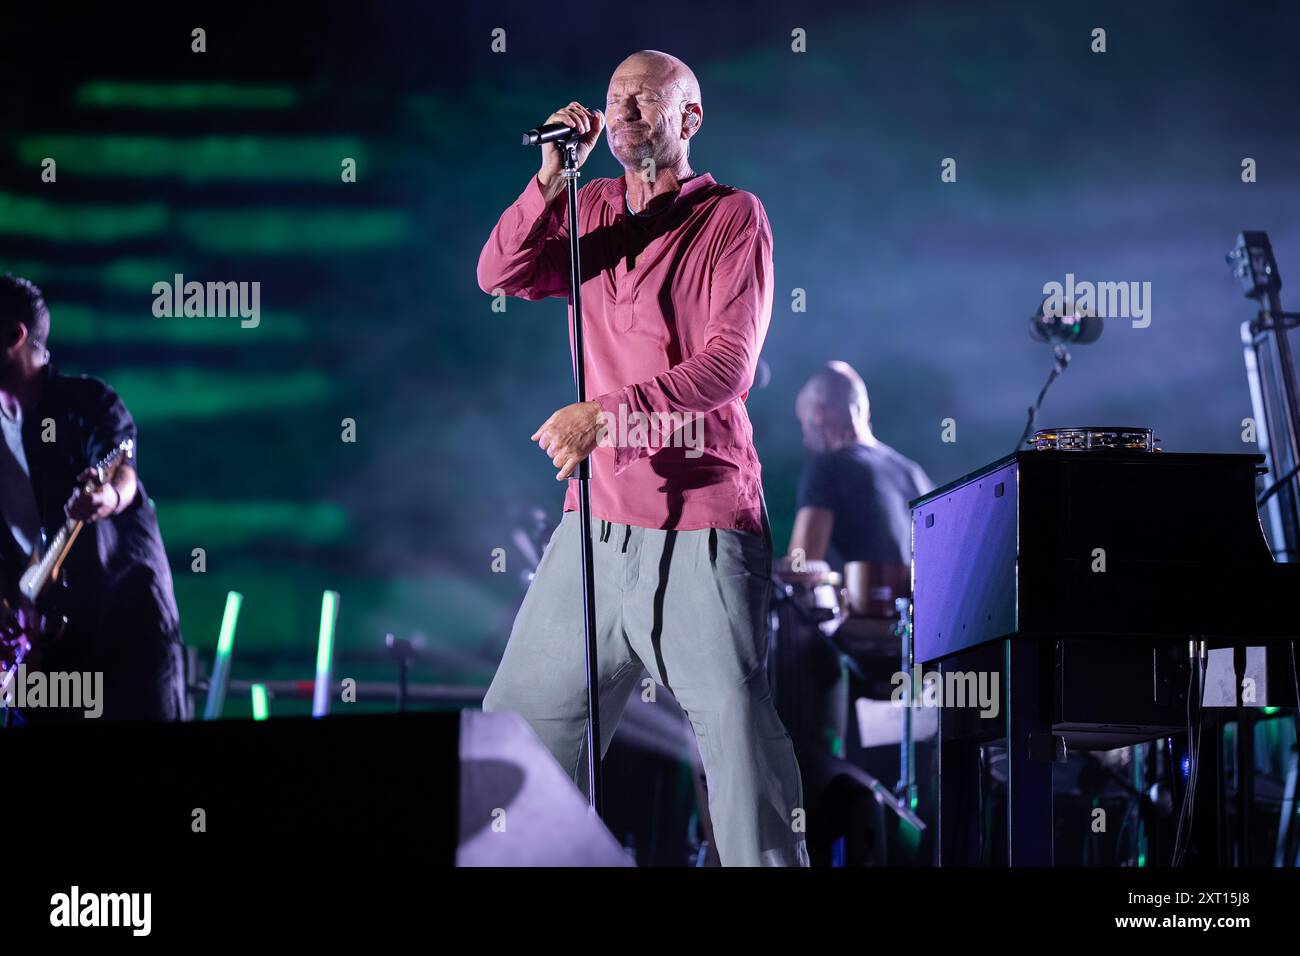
769, 568, 847, 758
842, 560, 910, 619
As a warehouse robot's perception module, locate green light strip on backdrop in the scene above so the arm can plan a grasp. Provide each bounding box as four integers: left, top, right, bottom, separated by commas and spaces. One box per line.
178, 208, 409, 252
0, 193, 167, 241
100, 368, 331, 421
0, 194, 406, 251
0, 259, 178, 292
75, 82, 299, 110
52, 304, 308, 343
17, 136, 368, 183
157, 501, 350, 547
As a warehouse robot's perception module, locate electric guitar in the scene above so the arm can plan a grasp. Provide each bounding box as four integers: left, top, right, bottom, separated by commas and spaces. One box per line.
1, 439, 135, 701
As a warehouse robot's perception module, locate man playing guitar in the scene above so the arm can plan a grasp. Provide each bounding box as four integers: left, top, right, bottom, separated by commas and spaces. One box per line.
0, 275, 187, 723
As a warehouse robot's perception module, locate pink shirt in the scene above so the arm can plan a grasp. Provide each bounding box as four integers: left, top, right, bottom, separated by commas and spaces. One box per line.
478, 172, 774, 536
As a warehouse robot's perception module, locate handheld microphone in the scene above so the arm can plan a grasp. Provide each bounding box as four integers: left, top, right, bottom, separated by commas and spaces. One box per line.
1030, 298, 1104, 345
522, 122, 577, 146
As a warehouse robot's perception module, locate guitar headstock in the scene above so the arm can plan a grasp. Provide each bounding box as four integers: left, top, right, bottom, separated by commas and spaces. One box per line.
92, 438, 135, 487
1227, 231, 1282, 300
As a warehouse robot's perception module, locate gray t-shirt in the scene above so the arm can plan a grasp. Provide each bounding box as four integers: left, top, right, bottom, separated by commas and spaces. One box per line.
0, 403, 42, 558
795, 440, 934, 570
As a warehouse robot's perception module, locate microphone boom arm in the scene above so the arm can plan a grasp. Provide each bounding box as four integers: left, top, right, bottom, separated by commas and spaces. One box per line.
1015, 344, 1071, 452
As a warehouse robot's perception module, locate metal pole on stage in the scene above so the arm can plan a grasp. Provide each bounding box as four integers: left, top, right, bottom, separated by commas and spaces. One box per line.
559, 136, 602, 815
517, 119, 602, 815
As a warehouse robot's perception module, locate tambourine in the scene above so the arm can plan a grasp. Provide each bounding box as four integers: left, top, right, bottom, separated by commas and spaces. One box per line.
1029, 425, 1159, 452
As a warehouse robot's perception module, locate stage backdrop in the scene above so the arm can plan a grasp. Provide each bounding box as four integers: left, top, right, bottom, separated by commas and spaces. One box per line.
1, 0, 1297, 713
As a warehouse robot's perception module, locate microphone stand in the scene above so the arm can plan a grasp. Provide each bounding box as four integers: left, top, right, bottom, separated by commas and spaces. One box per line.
1015, 343, 1070, 452
558, 136, 603, 816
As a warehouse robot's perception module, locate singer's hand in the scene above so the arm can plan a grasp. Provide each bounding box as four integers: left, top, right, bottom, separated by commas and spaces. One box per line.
537, 103, 604, 199
532, 400, 603, 481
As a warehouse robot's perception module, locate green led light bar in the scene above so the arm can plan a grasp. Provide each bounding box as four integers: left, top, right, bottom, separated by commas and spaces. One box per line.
51, 304, 308, 344
0, 258, 173, 293
217, 591, 242, 657
75, 81, 298, 110
0, 194, 406, 252
0, 193, 166, 242
203, 591, 243, 720
313, 591, 340, 718
178, 208, 408, 253
17, 136, 367, 183
155, 501, 350, 549
95, 368, 332, 423
251, 683, 270, 721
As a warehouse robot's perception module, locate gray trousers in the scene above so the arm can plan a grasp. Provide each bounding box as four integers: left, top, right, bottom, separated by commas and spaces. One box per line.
483, 509, 809, 866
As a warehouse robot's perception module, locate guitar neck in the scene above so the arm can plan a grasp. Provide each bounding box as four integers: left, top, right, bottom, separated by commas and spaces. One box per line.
16, 440, 130, 604
19, 518, 81, 602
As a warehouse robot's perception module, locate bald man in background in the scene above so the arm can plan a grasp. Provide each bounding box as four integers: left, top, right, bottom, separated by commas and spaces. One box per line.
783, 361, 934, 576
477, 51, 808, 866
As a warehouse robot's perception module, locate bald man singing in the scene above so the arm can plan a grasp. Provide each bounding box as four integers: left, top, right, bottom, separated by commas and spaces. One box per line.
477, 50, 808, 866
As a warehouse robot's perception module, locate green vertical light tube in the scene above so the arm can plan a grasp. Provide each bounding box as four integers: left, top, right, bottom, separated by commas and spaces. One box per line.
203, 591, 242, 720
251, 683, 269, 721
312, 591, 339, 718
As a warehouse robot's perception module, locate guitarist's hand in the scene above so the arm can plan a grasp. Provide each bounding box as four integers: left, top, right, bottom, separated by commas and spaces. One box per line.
65, 468, 119, 522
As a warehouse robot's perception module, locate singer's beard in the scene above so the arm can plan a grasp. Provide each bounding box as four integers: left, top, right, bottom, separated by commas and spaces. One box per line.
609, 132, 676, 175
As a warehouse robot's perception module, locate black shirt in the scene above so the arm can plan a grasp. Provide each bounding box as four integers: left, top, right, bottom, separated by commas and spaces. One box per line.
0, 365, 181, 648
795, 441, 934, 571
